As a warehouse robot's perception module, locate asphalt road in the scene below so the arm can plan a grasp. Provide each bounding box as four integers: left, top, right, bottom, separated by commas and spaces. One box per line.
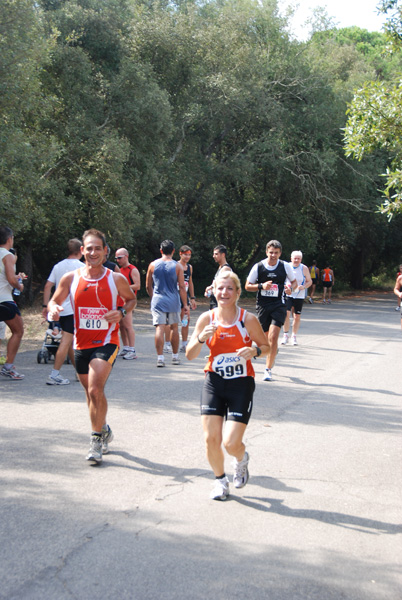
1, 294, 401, 600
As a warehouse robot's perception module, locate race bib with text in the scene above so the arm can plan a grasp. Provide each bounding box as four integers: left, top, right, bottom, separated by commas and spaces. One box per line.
261, 283, 279, 297
212, 352, 247, 379
78, 307, 108, 330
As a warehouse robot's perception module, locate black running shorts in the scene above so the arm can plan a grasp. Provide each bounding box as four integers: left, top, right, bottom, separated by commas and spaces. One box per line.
74, 343, 118, 375
59, 314, 74, 335
256, 303, 287, 331
200, 371, 255, 424
285, 297, 304, 315
0, 301, 21, 322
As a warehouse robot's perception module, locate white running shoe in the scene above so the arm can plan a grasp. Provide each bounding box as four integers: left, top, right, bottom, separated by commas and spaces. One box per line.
46, 374, 70, 385
157, 358, 165, 367
233, 452, 249, 489
308, 297, 313, 304
291, 335, 298, 346
101, 424, 114, 454
86, 435, 102, 464
172, 356, 180, 365
163, 343, 172, 354
123, 350, 137, 360
262, 368, 272, 382
210, 476, 229, 501
395, 306, 401, 311
281, 333, 289, 345
118, 348, 128, 357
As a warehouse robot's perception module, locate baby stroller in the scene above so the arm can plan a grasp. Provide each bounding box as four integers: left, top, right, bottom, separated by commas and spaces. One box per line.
37, 322, 70, 364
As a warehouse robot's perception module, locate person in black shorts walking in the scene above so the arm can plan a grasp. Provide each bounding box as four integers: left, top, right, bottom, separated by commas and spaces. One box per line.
0, 226, 26, 380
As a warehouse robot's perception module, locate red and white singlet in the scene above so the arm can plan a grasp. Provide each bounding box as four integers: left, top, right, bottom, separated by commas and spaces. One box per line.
205, 307, 255, 379
70, 268, 120, 350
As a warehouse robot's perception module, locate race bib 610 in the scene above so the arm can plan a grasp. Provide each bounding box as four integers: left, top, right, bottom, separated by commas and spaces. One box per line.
78, 307, 108, 330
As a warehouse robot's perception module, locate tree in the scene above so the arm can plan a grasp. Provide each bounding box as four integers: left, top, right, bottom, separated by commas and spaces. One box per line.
344, 1, 402, 218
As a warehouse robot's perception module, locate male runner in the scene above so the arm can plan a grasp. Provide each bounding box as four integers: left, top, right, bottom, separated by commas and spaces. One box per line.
48, 229, 136, 464
204, 244, 231, 309
114, 247, 140, 360
322, 264, 335, 303
308, 260, 320, 304
146, 240, 189, 367
42, 238, 83, 385
245, 240, 296, 381
281, 250, 312, 346
178, 245, 196, 352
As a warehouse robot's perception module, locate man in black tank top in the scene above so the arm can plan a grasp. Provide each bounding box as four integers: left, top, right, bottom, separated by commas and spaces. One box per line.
245, 240, 296, 381
204, 244, 231, 309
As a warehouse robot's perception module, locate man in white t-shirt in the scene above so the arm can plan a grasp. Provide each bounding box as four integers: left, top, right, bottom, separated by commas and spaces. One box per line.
41, 238, 82, 385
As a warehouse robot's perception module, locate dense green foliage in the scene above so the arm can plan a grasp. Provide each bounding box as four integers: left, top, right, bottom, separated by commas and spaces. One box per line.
1, 0, 402, 297
344, 0, 402, 219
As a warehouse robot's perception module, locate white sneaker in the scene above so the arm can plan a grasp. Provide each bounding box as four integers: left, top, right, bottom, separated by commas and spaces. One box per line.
123, 350, 137, 360
46, 374, 70, 385
179, 345, 187, 353
163, 343, 172, 354
210, 476, 229, 501
395, 306, 401, 311
233, 452, 249, 489
86, 435, 102, 464
172, 356, 180, 365
101, 424, 114, 454
157, 358, 165, 367
118, 348, 128, 357
291, 335, 298, 346
262, 368, 272, 382
308, 297, 313, 304
281, 333, 289, 345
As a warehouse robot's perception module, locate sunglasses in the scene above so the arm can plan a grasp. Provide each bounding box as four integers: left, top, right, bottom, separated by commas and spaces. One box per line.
115, 256, 125, 260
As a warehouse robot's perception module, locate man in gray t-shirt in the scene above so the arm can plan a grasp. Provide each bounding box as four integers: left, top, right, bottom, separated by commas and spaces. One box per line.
146, 240, 189, 367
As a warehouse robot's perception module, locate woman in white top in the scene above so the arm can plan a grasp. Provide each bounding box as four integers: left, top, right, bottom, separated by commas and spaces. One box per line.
0, 226, 26, 379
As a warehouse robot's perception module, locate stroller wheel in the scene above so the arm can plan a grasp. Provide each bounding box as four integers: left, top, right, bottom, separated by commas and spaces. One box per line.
37, 351, 43, 364
43, 349, 49, 364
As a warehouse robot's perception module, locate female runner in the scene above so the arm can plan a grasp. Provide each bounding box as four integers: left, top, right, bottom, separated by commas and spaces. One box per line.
186, 271, 268, 500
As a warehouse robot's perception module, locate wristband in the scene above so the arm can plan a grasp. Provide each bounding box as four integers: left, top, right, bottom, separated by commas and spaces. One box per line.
190, 296, 196, 299
258, 283, 263, 290
42, 304, 47, 308
197, 334, 205, 344
254, 346, 262, 358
